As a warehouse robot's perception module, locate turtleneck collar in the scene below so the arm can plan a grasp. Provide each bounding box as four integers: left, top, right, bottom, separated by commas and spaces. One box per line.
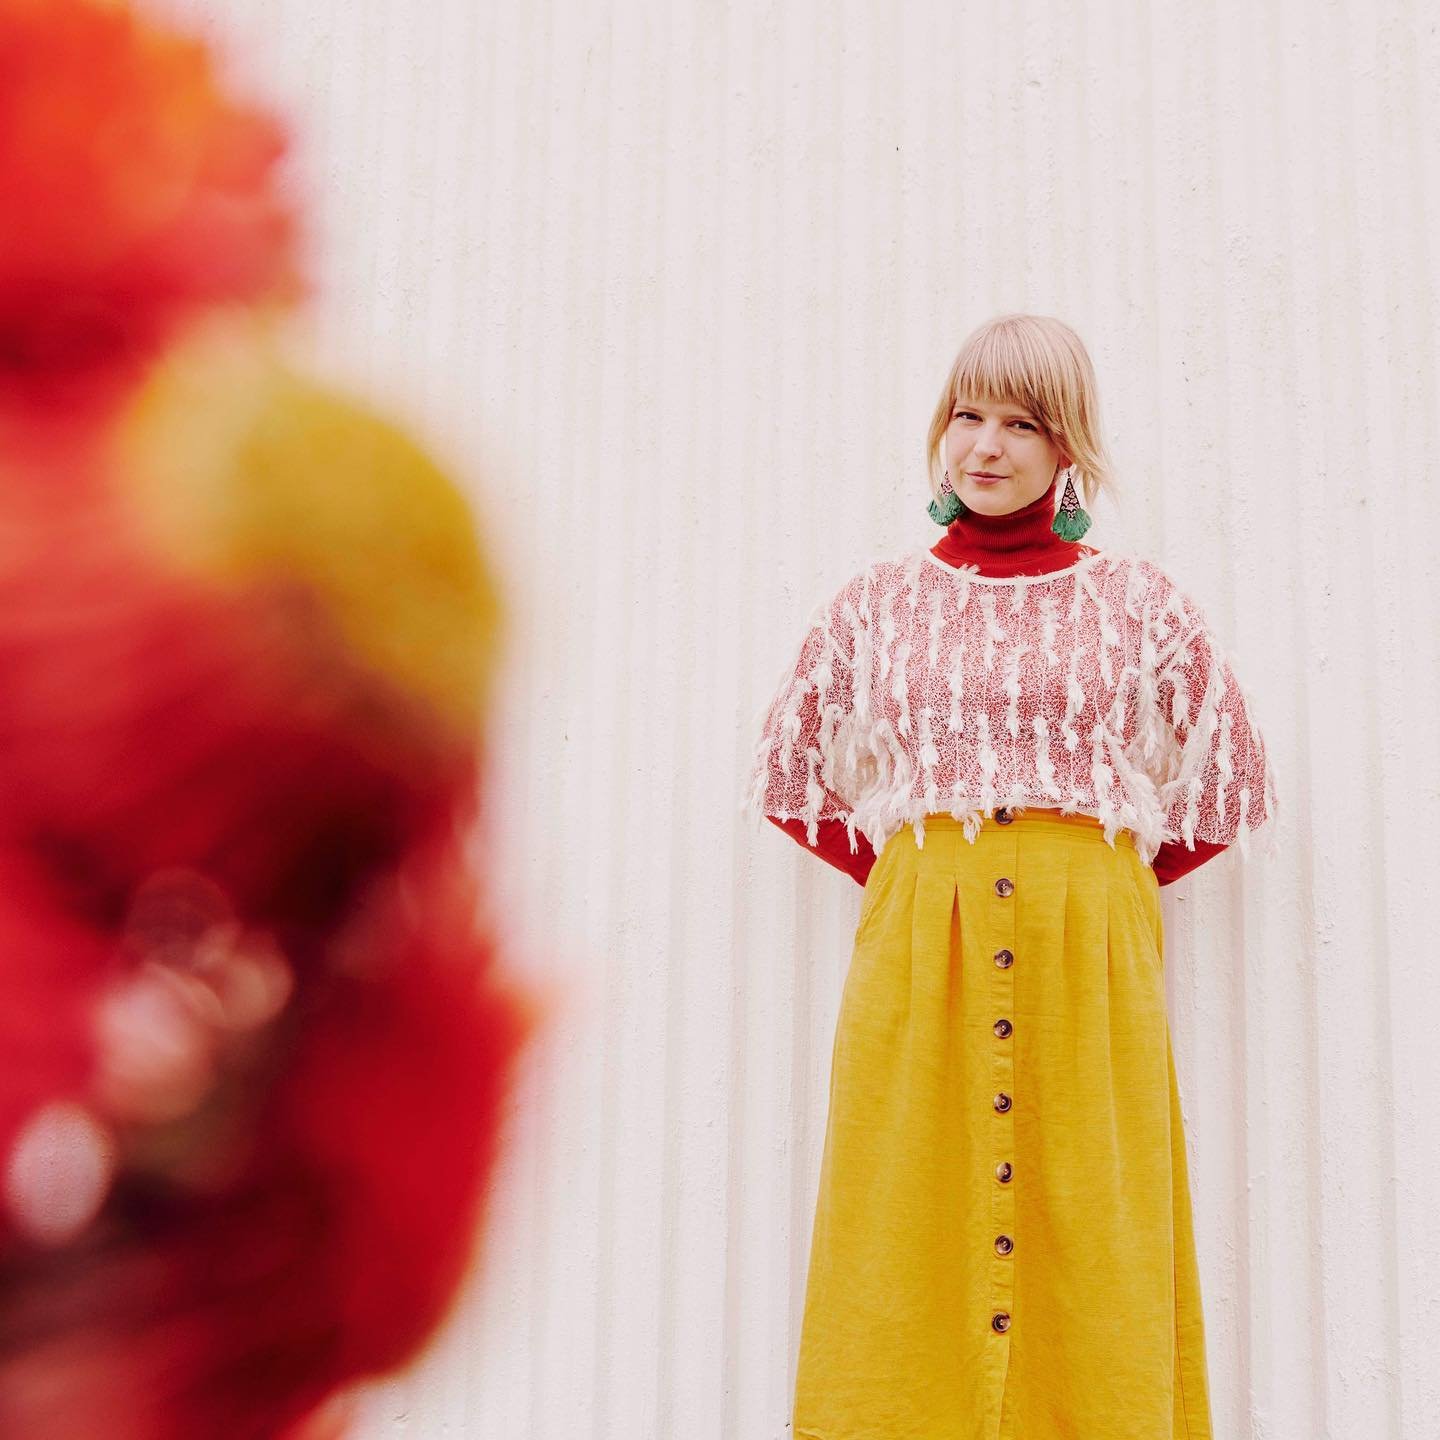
930, 475, 1095, 578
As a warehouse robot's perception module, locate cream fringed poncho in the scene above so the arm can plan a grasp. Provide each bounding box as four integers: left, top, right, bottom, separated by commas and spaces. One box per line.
741, 544, 1278, 870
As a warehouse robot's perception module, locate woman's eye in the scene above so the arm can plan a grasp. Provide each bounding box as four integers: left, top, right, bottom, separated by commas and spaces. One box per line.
954, 409, 1035, 432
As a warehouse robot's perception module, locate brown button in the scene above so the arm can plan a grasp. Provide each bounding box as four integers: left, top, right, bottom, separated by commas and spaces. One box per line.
993, 948, 1014, 968
994, 877, 1014, 897
995, 1234, 1014, 1255
993, 1018, 1013, 1039
991, 1312, 1011, 1333
995, 807, 1014, 824
993, 1091, 1012, 1113
995, 1161, 1013, 1182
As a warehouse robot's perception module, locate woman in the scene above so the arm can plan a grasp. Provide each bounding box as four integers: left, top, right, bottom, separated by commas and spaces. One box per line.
740, 313, 1278, 1439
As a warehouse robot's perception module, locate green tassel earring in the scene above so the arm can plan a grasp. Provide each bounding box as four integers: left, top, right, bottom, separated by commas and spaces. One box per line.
928, 469, 967, 525
1051, 467, 1092, 541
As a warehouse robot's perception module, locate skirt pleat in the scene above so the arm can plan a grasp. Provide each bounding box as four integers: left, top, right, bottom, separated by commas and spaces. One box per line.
793, 809, 1214, 1440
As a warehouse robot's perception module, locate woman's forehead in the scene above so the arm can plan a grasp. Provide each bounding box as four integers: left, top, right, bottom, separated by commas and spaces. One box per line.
954, 392, 1038, 417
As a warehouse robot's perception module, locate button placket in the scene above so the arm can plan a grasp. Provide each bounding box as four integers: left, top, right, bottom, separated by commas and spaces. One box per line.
989, 836, 1018, 1337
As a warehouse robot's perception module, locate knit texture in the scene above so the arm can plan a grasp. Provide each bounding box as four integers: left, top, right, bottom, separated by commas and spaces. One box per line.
741, 546, 1278, 869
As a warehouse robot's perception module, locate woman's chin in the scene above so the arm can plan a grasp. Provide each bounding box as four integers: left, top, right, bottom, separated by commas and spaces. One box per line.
963, 489, 1018, 514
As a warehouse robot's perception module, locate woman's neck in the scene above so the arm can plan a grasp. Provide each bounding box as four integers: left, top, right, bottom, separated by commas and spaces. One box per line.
930, 476, 1096, 577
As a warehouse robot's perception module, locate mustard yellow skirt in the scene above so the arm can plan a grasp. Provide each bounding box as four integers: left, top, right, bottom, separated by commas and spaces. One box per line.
794, 809, 1213, 1440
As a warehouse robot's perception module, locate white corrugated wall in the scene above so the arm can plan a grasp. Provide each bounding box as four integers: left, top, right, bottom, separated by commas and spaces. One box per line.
161, 1, 1440, 1436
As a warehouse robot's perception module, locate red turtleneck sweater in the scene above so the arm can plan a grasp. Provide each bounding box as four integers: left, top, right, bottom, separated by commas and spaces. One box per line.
767, 480, 1228, 887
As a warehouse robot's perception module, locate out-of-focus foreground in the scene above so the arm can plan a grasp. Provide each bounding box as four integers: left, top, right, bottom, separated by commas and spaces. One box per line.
0, 1, 541, 1435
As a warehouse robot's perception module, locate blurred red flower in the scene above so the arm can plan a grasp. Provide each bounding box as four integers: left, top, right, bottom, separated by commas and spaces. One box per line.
0, 6, 545, 1436
0, 0, 304, 429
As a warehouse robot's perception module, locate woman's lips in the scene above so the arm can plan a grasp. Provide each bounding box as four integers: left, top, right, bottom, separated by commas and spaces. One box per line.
969, 473, 1006, 484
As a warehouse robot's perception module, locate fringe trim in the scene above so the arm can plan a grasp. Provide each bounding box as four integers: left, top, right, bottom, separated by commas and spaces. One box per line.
834, 792, 1173, 866
741, 550, 1281, 873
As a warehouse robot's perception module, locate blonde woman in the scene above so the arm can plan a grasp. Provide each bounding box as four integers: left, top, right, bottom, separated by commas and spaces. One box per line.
741, 313, 1277, 1439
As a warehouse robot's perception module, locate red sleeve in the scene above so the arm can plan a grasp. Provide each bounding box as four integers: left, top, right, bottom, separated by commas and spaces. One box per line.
1151, 836, 1229, 886
767, 815, 876, 887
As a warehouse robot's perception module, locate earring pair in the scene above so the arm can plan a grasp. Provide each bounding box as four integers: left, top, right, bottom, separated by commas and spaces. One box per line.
929, 466, 1092, 541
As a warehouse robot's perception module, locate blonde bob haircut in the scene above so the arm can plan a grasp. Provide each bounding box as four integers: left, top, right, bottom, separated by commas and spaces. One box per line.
926, 313, 1116, 515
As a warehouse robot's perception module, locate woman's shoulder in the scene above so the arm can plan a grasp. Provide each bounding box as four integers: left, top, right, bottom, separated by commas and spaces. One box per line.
1076, 546, 1166, 590
814, 549, 915, 609
794, 554, 892, 633
1106, 551, 1221, 645
1067, 548, 1186, 628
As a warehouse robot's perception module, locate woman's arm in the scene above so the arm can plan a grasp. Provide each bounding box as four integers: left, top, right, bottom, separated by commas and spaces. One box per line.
741, 573, 870, 872
1149, 576, 1278, 861
1151, 835, 1229, 886
767, 815, 876, 886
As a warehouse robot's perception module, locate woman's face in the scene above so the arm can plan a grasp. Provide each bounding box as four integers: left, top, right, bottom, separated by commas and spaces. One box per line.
943, 395, 1071, 517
